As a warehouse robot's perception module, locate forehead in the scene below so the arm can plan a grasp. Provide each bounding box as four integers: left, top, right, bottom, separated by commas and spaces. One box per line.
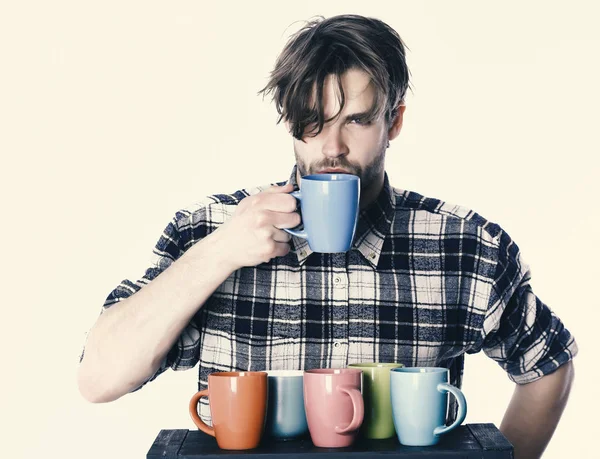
312, 68, 375, 116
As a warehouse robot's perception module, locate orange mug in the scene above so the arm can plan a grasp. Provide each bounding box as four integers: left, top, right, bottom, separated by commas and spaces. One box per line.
189, 371, 268, 450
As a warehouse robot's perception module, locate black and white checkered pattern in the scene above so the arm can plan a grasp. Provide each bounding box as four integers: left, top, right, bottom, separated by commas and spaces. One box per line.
95, 166, 578, 422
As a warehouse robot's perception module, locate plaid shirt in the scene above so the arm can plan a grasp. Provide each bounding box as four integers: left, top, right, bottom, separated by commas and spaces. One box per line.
95, 166, 577, 422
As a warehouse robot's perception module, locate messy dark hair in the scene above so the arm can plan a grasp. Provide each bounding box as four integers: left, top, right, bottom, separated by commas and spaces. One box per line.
259, 14, 411, 140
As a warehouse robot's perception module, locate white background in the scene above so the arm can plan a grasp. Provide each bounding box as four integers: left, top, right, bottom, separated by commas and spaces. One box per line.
1, 1, 598, 458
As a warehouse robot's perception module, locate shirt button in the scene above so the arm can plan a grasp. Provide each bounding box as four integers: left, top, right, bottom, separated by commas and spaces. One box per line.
369, 252, 376, 260
334, 342, 341, 348
299, 250, 306, 257
334, 276, 341, 284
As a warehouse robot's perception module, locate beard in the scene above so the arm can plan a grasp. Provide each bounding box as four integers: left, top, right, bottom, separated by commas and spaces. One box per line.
294, 136, 388, 191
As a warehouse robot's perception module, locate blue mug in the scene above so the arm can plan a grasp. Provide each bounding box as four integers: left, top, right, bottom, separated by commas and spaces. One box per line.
390, 367, 467, 446
284, 174, 360, 253
265, 370, 309, 440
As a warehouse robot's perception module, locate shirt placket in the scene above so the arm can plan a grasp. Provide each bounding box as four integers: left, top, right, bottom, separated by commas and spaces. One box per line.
331, 253, 349, 366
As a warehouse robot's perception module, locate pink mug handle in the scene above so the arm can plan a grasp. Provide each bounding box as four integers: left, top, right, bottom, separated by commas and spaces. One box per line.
335, 384, 364, 434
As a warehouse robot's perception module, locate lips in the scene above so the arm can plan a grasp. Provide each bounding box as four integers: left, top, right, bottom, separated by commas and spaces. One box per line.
317, 168, 350, 174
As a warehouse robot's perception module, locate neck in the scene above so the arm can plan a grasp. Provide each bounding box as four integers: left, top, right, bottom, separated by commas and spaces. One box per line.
359, 173, 385, 210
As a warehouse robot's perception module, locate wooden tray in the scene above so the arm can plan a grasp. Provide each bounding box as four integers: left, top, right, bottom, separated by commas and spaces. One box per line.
147, 423, 513, 458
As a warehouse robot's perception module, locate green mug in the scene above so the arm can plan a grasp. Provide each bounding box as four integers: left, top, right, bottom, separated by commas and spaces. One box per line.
348, 362, 404, 439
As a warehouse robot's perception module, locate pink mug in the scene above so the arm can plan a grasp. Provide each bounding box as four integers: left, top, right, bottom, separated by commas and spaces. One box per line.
303, 368, 364, 447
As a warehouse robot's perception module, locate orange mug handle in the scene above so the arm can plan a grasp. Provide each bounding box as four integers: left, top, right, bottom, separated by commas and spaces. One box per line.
189, 389, 215, 437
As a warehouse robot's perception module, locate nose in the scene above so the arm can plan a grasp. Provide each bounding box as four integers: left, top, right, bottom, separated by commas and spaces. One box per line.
321, 126, 349, 159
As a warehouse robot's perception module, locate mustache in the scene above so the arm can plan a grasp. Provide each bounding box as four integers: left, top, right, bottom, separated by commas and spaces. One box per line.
312, 159, 361, 175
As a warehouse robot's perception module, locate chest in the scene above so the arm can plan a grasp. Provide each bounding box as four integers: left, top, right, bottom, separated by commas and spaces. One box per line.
202, 250, 491, 350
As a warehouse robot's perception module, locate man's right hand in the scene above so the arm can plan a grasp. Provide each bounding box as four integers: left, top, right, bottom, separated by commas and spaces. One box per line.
78, 183, 300, 404
212, 183, 301, 270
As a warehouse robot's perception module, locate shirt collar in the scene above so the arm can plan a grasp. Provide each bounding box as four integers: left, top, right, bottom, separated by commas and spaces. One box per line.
285, 166, 395, 268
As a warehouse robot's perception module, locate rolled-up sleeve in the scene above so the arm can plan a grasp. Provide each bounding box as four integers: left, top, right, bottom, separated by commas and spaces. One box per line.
481, 229, 578, 384
80, 209, 206, 391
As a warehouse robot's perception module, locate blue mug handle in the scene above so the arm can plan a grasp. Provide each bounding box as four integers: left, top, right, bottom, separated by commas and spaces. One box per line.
283, 191, 308, 239
433, 383, 467, 436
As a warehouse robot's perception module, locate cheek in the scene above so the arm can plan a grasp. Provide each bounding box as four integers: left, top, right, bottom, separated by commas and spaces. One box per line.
349, 129, 385, 154
294, 138, 319, 157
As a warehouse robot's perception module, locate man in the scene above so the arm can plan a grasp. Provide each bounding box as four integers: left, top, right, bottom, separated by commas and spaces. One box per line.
78, 14, 577, 459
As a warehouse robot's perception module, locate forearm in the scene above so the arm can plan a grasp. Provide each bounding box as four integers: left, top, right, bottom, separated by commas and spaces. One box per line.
500, 361, 574, 459
78, 229, 236, 403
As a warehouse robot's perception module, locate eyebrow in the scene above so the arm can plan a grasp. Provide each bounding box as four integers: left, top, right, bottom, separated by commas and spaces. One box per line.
320, 111, 371, 123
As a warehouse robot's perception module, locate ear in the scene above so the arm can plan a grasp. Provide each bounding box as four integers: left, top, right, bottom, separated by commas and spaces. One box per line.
387, 105, 406, 141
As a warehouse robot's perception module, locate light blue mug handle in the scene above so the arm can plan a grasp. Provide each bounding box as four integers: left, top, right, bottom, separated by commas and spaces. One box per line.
283, 190, 308, 239
433, 383, 467, 436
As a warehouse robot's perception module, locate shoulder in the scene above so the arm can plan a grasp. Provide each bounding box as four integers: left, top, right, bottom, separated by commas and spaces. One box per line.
389, 187, 528, 287
390, 186, 504, 244
170, 180, 284, 231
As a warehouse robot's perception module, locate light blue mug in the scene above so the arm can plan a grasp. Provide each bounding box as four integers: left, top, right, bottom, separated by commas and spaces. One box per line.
390, 367, 467, 446
265, 370, 309, 440
284, 173, 360, 253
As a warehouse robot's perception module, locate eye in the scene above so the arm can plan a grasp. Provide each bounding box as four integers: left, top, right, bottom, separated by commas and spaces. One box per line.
301, 122, 319, 136
349, 117, 370, 126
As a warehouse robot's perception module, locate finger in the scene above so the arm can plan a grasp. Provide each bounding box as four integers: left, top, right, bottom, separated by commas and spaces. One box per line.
272, 229, 292, 243
262, 183, 295, 194
271, 210, 302, 229
273, 241, 291, 258
257, 193, 298, 213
